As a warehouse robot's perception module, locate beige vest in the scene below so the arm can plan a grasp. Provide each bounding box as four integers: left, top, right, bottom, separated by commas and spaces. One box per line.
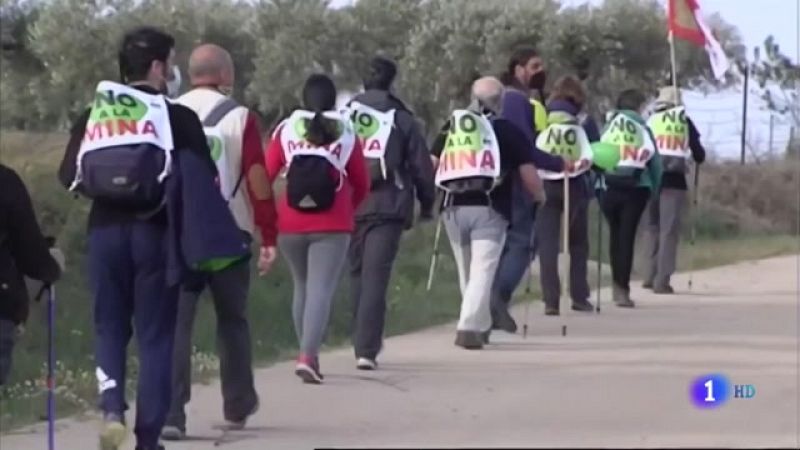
177, 88, 255, 236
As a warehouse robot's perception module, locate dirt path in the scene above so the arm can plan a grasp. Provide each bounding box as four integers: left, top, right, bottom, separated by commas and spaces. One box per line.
3, 255, 799, 449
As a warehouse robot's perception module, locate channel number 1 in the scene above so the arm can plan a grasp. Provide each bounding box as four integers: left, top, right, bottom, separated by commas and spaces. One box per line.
704, 379, 716, 402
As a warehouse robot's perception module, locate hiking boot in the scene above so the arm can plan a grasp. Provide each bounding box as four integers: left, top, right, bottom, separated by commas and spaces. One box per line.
99, 412, 127, 450
642, 280, 654, 290
295, 354, 323, 384
225, 397, 260, 430
160, 425, 185, 441
491, 307, 517, 333
544, 305, 560, 316
454, 331, 484, 350
613, 284, 635, 308
481, 330, 491, 344
571, 299, 595, 312
653, 284, 675, 294
356, 357, 378, 371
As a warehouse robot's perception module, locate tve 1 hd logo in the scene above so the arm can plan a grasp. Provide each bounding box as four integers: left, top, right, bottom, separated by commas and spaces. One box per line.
690, 373, 756, 409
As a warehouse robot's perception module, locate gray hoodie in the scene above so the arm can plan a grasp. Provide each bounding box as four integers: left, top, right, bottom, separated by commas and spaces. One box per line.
350, 89, 436, 228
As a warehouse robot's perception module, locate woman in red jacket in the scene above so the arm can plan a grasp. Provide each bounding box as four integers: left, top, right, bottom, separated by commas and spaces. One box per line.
265, 74, 370, 384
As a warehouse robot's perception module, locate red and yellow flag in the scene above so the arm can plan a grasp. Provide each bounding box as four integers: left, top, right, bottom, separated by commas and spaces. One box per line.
668, 0, 730, 80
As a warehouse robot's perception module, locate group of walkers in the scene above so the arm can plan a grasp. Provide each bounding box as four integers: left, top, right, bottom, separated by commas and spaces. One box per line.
0, 24, 706, 450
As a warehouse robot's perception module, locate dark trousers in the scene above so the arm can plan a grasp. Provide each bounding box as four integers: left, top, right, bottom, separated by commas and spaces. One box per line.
535, 178, 590, 309
89, 222, 178, 448
348, 220, 404, 360
491, 176, 537, 314
600, 187, 651, 291
0, 319, 15, 385
166, 260, 257, 429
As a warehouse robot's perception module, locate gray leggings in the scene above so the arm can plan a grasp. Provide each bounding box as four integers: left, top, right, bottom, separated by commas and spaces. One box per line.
278, 233, 350, 357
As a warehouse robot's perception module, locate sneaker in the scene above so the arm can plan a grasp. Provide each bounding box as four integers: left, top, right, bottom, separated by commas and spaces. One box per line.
99, 412, 127, 450
135, 446, 165, 450
225, 397, 260, 430
642, 280, 654, 290
491, 307, 518, 333
295, 354, 323, 384
160, 425, 185, 441
356, 357, 378, 371
481, 330, 491, 344
571, 300, 595, 312
454, 331, 484, 350
653, 284, 675, 294
544, 305, 560, 316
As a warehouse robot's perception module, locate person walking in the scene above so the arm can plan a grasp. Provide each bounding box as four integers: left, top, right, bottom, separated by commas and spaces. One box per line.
597, 89, 662, 308
643, 86, 706, 294
346, 57, 435, 370
58, 26, 215, 450
161, 44, 278, 440
431, 77, 545, 349
265, 74, 370, 384
534, 75, 595, 316
0, 164, 64, 385
491, 46, 567, 333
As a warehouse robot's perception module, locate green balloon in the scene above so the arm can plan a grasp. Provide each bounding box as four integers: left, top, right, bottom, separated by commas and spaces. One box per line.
591, 142, 621, 171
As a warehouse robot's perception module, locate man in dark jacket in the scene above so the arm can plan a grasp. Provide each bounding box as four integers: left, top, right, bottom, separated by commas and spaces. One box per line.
58, 26, 215, 450
0, 164, 63, 385
491, 46, 567, 333
347, 57, 436, 370
643, 86, 706, 294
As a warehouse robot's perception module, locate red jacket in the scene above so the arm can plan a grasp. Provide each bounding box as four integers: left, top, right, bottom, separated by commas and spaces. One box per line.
265, 123, 370, 234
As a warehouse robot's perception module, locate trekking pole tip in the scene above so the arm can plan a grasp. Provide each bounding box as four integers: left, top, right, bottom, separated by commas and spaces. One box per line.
522, 324, 528, 339
561, 325, 567, 337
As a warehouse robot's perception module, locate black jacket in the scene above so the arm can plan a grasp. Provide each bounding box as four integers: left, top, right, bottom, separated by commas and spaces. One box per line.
350, 89, 436, 228
58, 85, 216, 228
0, 164, 62, 324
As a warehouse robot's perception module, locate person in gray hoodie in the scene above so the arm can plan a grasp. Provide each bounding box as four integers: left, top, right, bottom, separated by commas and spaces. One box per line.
346, 57, 436, 370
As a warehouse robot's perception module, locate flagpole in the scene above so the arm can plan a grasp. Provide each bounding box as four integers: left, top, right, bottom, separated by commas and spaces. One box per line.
669, 31, 679, 96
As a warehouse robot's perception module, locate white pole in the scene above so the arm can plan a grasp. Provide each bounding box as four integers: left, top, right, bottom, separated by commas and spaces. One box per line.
561, 174, 570, 337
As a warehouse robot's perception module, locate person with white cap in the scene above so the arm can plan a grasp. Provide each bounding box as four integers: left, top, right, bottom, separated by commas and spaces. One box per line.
643, 86, 706, 294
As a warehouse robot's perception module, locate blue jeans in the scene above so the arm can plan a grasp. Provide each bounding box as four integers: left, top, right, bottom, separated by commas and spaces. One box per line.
491, 176, 537, 313
89, 222, 178, 448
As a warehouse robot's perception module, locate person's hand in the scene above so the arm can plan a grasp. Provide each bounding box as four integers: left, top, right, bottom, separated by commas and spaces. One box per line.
563, 158, 576, 174
49, 247, 66, 273
575, 159, 592, 173
258, 246, 277, 276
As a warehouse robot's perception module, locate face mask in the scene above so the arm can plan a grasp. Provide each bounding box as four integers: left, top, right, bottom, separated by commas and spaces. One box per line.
166, 66, 182, 98
529, 71, 547, 91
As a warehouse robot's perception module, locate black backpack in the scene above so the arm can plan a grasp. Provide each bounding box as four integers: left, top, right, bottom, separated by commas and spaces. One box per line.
285, 155, 339, 213
78, 142, 167, 211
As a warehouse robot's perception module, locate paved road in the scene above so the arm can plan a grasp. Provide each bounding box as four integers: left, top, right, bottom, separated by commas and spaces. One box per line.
3, 255, 799, 449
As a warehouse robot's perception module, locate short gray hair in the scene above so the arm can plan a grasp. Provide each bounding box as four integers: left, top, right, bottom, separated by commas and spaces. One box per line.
471, 76, 504, 114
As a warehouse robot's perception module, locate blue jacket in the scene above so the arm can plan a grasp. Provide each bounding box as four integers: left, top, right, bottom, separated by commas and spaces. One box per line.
166, 149, 251, 287
501, 88, 565, 173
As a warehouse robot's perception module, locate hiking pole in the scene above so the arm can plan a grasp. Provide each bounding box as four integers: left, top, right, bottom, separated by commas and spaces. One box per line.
426, 217, 443, 291
561, 176, 570, 337
688, 165, 700, 291
522, 227, 536, 339
595, 203, 603, 313
35, 283, 57, 450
